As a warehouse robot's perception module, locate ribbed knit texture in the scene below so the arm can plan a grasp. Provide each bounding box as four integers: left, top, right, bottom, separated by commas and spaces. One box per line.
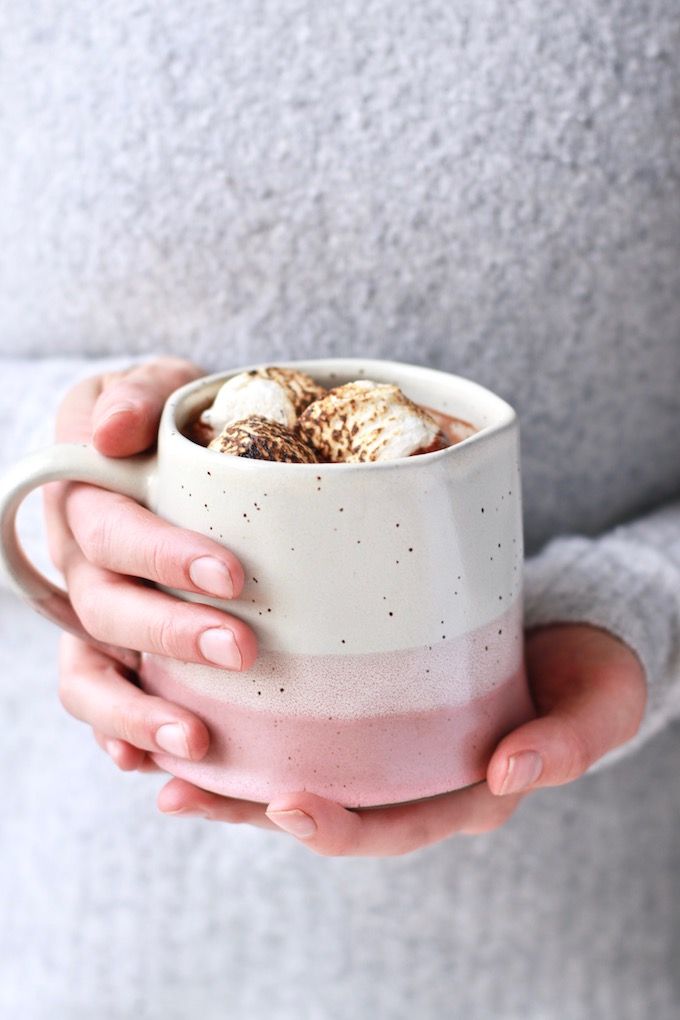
1, 1, 680, 1017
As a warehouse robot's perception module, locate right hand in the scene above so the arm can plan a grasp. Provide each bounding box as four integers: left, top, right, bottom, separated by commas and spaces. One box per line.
44, 358, 258, 773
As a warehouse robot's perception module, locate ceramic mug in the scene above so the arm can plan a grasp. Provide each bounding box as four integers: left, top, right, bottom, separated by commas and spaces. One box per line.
0, 358, 533, 807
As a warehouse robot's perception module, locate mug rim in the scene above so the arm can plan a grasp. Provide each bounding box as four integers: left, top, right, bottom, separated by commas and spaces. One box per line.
163, 357, 517, 472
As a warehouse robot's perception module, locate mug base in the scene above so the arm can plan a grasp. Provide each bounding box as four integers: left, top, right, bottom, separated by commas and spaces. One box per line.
351, 777, 486, 810
150, 753, 492, 810
144, 659, 534, 810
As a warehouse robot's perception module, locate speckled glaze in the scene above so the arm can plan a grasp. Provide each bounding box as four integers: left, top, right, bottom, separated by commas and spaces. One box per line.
0, 358, 532, 806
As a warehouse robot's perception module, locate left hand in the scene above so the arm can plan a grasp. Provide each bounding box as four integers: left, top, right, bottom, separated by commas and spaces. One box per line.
96, 623, 647, 856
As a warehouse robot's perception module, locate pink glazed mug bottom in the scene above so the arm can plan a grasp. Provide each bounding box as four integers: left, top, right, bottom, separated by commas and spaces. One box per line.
141, 658, 534, 810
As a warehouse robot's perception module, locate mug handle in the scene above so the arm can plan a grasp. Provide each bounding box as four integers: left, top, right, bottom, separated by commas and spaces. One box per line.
0, 443, 156, 642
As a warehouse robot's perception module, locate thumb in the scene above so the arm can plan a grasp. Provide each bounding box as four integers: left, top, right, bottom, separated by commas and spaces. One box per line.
487, 624, 647, 796
92, 357, 203, 457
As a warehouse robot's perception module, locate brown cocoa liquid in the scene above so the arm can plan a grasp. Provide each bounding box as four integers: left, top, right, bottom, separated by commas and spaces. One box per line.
417, 406, 477, 453
184, 403, 477, 457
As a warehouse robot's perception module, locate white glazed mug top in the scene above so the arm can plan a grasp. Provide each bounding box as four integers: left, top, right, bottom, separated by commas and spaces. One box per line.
150, 358, 522, 658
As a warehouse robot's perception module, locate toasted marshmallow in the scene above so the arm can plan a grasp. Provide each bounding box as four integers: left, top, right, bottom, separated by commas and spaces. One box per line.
208, 415, 319, 464
201, 367, 326, 433
298, 381, 442, 463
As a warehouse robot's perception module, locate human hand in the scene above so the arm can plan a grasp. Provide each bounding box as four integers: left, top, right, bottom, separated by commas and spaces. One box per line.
155, 623, 647, 853
46, 359, 257, 770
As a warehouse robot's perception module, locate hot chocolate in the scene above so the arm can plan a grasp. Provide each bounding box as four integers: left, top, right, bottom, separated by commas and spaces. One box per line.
184, 366, 477, 462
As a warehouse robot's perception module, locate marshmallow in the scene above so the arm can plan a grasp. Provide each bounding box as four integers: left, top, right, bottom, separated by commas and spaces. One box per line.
200, 367, 326, 432
208, 415, 319, 464
298, 381, 443, 463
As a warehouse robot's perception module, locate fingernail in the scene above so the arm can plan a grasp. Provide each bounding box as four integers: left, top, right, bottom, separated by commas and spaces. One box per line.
189, 556, 234, 598
199, 628, 242, 670
266, 809, 317, 838
499, 751, 543, 795
155, 722, 190, 758
95, 401, 138, 430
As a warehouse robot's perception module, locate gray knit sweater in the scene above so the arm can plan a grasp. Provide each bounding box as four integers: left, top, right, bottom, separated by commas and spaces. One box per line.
1, 2, 679, 1017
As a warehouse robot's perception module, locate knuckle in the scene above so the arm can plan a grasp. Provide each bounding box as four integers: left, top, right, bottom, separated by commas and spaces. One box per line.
77, 512, 110, 566
114, 704, 143, 746
152, 613, 184, 659
148, 531, 176, 584
73, 591, 105, 641
76, 501, 115, 567
77, 496, 127, 567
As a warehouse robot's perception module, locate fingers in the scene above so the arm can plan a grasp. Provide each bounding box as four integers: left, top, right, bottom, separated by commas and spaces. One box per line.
60, 634, 210, 762
46, 356, 204, 568
55, 374, 105, 443
157, 778, 280, 830
54, 358, 201, 449
92, 729, 161, 772
92, 358, 202, 456
262, 785, 524, 857
64, 485, 244, 598
64, 552, 256, 669
486, 624, 647, 796
157, 781, 520, 849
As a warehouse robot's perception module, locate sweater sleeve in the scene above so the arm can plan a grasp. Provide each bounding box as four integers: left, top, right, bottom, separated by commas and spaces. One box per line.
523, 500, 680, 766
0, 355, 149, 594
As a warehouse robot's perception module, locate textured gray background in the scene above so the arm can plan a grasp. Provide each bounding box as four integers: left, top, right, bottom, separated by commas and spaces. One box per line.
1, 2, 680, 1017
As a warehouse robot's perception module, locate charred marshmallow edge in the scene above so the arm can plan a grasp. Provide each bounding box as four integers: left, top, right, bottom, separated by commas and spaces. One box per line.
208, 415, 319, 464
201, 367, 326, 433
297, 381, 442, 463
